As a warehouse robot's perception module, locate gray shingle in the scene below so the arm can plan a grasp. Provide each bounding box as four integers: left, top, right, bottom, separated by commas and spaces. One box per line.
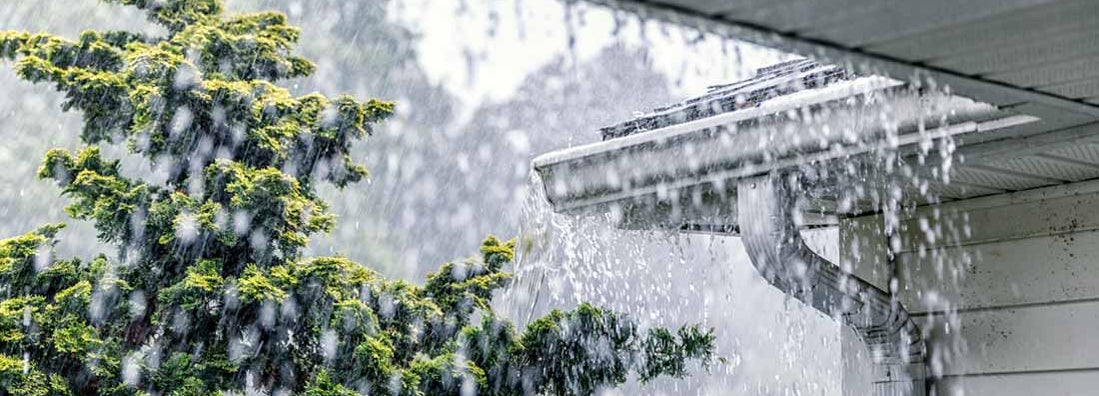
600, 59, 850, 140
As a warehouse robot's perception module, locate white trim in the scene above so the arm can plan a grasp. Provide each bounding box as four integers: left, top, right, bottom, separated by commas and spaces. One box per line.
546, 115, 1037, 213
900, 176, 1099, 221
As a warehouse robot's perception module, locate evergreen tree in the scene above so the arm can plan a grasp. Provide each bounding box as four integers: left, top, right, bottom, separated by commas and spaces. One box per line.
238, 0, 461, 274
0, 1, 713, 395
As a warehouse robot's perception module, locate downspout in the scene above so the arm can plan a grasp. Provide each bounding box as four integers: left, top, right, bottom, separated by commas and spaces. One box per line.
736, 175, 926, 395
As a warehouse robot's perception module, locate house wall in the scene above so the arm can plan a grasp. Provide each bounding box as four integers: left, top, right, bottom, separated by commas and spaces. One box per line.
840, 180, 1099, 395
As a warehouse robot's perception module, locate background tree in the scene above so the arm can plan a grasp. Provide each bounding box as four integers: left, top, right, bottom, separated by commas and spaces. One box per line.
0, 0, 153, 259
235, 0, 460, 274
447, 45, 676, 255
0, 1, 713, 395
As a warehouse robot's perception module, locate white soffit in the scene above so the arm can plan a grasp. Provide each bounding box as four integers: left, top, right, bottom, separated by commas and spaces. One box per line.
599, 0, 1099, 128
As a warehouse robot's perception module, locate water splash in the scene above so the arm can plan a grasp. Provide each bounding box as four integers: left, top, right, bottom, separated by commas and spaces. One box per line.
499, 172, 869, 394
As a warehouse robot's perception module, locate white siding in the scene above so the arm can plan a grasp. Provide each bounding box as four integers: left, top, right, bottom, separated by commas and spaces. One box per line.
840, 184, 1099, 394
934, 370, 1099, 396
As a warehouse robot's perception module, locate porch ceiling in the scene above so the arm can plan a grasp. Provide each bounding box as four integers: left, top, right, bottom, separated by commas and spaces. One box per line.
605, 0, 1099, 128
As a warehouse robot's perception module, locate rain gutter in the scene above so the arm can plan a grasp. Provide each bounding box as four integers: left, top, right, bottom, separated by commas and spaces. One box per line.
532, 76, 1033, 217
530, 70, 1038, 395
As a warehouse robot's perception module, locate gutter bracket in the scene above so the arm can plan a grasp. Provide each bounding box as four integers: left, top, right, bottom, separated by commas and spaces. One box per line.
736, 175, 927, 395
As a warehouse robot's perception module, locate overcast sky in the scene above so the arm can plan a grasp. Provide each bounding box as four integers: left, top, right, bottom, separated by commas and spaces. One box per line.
395, 0, 792, 104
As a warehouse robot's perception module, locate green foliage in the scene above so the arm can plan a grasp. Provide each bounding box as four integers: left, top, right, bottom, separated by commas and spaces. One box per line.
0, 1, 715, 395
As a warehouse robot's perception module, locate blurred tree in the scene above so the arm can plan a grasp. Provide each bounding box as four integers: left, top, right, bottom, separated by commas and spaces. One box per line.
443, 46, 676, 255
0, 0, 153, 259
0, 1, 712, 395
235, 0, 460, 275
243, 2, 680, 280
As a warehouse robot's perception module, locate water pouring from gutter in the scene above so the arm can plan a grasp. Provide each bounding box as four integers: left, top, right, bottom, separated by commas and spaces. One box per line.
524, 60, 1040, 394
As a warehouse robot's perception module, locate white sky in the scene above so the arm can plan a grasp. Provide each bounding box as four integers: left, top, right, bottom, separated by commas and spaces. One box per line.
394, 0, 793, 104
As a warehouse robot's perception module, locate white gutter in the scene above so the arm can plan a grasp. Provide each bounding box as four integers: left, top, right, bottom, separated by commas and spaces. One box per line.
532, 76, 903, 169
540, 114, 1036, 214
532, 78, 1028, 217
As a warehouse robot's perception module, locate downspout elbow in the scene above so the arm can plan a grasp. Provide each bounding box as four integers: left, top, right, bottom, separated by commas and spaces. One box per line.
736, 175, 926, 395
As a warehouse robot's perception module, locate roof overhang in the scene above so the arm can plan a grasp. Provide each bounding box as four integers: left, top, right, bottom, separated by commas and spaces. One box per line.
533, 0, 1099, 231
592, 0, 1099, 146
534, 70, 1038, 230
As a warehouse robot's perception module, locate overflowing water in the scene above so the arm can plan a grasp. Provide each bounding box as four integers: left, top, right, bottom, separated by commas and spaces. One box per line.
497, 173, 866, 395
494, 70, 989, 393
